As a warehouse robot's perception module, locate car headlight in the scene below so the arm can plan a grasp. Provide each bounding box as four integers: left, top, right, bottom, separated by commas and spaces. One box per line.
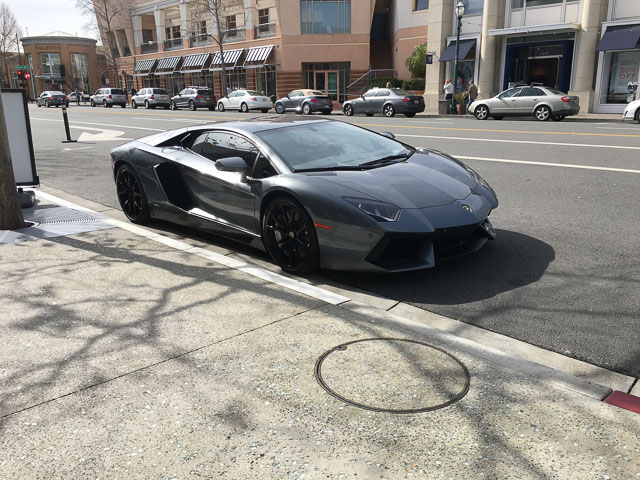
343, 197, 401, 222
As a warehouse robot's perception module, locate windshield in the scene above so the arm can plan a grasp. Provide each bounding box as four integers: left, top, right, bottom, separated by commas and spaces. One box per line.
246, 90, 263, 96
547, 88, 566, 96
111, 89, 126, 95
197, 89, 212, 95
153, 89, 169, 95
256, 121, 413, 171
393, 89, 414, 97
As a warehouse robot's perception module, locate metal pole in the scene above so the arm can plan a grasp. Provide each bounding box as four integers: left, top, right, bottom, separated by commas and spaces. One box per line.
450, 16, 462, 115
61, 105, 77, 143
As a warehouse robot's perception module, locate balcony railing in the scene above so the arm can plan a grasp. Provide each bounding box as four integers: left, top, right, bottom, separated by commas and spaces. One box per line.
190, 33, 212, 47
141, 42, 158, 53
254, 22, 276, 38
222, 28, 245, 43
164, 37, 183, 51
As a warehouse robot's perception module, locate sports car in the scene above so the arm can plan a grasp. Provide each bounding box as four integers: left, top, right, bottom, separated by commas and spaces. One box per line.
111, 117, 498, 273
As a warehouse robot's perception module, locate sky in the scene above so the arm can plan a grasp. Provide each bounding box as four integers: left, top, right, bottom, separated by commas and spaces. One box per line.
11, 0, 99, 43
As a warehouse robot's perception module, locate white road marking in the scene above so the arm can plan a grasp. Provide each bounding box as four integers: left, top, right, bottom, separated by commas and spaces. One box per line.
31, 117, 163, 132
455, 155, 640, 174
132, 116, 207, 123
595, 126, 639, 130
396, 133, 640, 151
34, 190, 351, 306
62, 146, 93, 152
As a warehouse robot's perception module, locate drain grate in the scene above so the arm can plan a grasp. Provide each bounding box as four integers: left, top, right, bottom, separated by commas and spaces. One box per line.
315, 338, 470, 414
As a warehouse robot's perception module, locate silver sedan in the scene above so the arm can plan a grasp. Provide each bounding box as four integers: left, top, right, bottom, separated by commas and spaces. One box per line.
469, 86, 580, 121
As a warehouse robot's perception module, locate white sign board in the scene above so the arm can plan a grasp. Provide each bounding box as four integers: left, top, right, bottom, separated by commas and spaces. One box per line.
0, 89, 38, 186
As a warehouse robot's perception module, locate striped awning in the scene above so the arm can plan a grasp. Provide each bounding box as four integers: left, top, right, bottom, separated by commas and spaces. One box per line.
243, 45, 274, 69
133, 59, 156, 72
155, 56, 182, 74
181, 53, 211, 73
209, 48, 244, 71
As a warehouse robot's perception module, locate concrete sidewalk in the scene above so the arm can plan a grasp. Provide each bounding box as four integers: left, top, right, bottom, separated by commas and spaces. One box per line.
1, 193, 639, 479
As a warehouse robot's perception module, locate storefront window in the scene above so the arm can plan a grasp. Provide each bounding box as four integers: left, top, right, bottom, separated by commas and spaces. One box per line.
166, 74, 185, 95
225, 67, 246, 90
70, 53, 90, 92
302, 62, 350, 101
256, 65, 277, 101
600, 50, 640, 104
41, 53, 61, 78
461, 0, 483, 15
191, 72, 214, 92
143, 74, 161, 89
300, 0, 350, 34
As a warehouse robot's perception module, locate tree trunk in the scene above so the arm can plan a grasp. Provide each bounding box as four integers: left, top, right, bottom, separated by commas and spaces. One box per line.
0, 93, 26, 230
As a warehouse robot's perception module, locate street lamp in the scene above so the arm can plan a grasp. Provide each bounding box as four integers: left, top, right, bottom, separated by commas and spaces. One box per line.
450, 0, 465, 115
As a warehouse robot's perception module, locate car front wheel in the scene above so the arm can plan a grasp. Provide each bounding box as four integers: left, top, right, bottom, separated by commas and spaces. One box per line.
90, 99, 95, 107
534, 105, 551, 121
115, 164, 149, 224
218, 102, 225, 112
132, 101, 137, 109
275, 103, 285, 114
474, 105, 489, 120
343, 104, 354, 116
170, 101, 177, 110
262, 196, 319, 274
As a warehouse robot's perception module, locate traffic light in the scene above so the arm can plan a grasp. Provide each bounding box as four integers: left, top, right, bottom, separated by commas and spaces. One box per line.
16, 69, 22, 78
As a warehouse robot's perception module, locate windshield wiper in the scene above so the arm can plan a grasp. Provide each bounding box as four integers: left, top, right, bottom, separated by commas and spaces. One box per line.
360, 152, 412, 167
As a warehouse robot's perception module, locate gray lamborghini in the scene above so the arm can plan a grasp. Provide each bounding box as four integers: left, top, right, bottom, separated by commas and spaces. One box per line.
111, 117, 498, 273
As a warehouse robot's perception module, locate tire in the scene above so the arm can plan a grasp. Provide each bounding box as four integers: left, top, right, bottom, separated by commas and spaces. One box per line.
635, 109, 640, 124
343, 104, 354, 116
144, 100, 150, 109
218, 102, 225, 112
261, 109, 269, 113
189, 100, 197, 111
121, 104, 126, 108
164, 106, 170, 110
492, 116, 503, 120
208, 106, 215, 111
37, 101, 41, 107
262, 196, 320, 274
302, 103, 312, 115
383, 104, 395, 117
404, 112, 416, 118
275, 103, 285, 114
90, 99, 95, 107
321, 110, 332, 115
103, 100, 108, 108
365, 112, 374, 117
115, 164, 150, 225
474, 104, 489, 120
170, 101, 177, 110
131, 101, 137, 109
240, 102, 248, 113
45, 101, 50, 108
552, 116, 566, 122
534, 105, 551, 121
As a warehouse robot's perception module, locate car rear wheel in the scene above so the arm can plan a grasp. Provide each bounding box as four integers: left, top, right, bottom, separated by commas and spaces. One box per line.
218, 102, 225, 112
383, 104, 395, 117
262, 196, 319, 274
404, 112, 416, 118
474, 105, 489, 120
534, 105, 551, 121
275, 103, 285, 114
170, 101, 177, 110
322, 110, 331, 115
261, 109, 269, 113
145, 100, 150, 109
492, 116, 503, 120
343, 104, 354, 116
132, 101, 137, 109
189, 100, 197, 111
365, 112, 374, 117
552, 116, 566, 121
208, 106, 215, 111
115, 164, 149, 225
302, 103, 312, 115
240, 102, 248, 113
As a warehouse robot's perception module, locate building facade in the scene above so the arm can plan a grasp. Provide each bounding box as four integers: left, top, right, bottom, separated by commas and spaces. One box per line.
97, 0, 429, 102
20, 32, 106, 98
425, 0, 639, 113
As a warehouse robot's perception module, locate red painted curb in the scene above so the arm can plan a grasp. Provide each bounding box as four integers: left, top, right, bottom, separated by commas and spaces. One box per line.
604, 390, 640, 414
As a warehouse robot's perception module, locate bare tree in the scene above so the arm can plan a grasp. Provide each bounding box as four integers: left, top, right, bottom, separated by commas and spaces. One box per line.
0, 94, 26, 229
76, 0, 132, 89
191, 0, 243, 96
0, 2, 21, 88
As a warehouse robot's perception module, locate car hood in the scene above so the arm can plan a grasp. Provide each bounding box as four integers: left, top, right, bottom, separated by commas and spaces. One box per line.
306, 151, 479, 209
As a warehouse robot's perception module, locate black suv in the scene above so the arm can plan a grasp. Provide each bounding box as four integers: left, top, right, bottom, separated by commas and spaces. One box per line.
170, 87, 216, 111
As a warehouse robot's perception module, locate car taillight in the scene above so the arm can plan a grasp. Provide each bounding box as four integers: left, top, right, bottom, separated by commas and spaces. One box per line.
151, 94, 155, 100
561, 96, 570, 103
250, 97, 257, 101
65, 97, 69, 100
196, 95, 202, 99
109, 94, 112, 99
49, 97, 54, 100
402, 98, 411, 103
310, 98, 319, 103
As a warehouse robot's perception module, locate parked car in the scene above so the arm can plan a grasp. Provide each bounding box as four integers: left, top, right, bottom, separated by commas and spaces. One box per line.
469, 85, 580, 121
36, 91, 68, 108
342, 88, 425, 118
132, 88, 171, 109
111, 117, 497, 274
170, 87, 216, 111
217, 89, 272, 113
91, 88, 127, 108
622, 98, 640, 124
66, 91, 91, 104
274, 89, 332, 115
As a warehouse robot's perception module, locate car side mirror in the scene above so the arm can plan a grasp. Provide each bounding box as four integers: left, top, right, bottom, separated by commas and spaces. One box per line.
216, 157, 249, 182
381, 132, 395, 139
360, 94, 364, 99
287, 94, 291, 99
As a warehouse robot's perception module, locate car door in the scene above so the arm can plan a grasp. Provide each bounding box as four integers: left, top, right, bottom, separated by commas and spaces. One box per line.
516, 87, 546, 114
182, 130, 259, 233
492, 88, 521, 115
372, 89, 390, 113
176, 88, 188, 107
284, 91, 300, 110
356, 90, 377, 113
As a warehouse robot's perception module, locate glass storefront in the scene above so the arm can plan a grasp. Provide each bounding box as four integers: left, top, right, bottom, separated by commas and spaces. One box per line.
225, 67, 247, 90
190, 72, 214, 92
256, 65, 277, 101
143, 74, 161, 89
302, 62, 350, 102
166, 74, 185, 94
70, 53, 90, 92
599, 50, 640, 105
447, 43, 476, 92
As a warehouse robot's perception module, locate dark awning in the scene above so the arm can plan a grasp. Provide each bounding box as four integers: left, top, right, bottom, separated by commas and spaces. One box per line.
243, 45, 274, 69
439, 39, 476, 62
181, 53, 211, 73
209, 48, 244, 71
155, 56, 182, 75
596, 24, 640, 51
133, 59, 157, 76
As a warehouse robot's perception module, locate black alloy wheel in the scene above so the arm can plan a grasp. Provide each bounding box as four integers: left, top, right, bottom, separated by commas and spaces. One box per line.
343, 104, 354, 116
240, 102, 249, 113
189, 100, 197, 111
115, 164, 150, 224
218, 102, 225, 112
170, 101, 177, 110
534, 105, 551, 121
302, 103, 312, 115
262, 197, 320, 274
383, 104, 395, 117
275, 103, 285, 114
132, 100, 138, 109
474, 104, 489, 120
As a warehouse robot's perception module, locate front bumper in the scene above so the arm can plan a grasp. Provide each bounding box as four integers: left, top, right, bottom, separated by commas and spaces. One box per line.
622, 106, 638, 122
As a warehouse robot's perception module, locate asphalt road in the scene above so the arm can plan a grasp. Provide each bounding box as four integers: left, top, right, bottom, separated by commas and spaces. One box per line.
25, 103, 640, 377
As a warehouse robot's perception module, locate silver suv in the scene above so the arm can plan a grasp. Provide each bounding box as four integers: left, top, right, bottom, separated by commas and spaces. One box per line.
132, 88, 171, 109
91, 88, 127, 108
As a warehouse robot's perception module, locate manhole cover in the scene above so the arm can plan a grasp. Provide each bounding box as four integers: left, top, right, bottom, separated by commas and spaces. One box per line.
315, 338, 470, 414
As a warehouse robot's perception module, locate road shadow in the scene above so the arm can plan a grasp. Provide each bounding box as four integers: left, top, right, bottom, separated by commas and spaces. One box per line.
323, 229, 555, 305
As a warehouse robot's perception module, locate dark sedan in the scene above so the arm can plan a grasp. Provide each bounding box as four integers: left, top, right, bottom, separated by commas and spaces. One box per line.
36, 91, 68, 107
111, 117, 497, 274
274, 89, 333, 115
343, 88, 425, 117
170, 86, 216, 111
